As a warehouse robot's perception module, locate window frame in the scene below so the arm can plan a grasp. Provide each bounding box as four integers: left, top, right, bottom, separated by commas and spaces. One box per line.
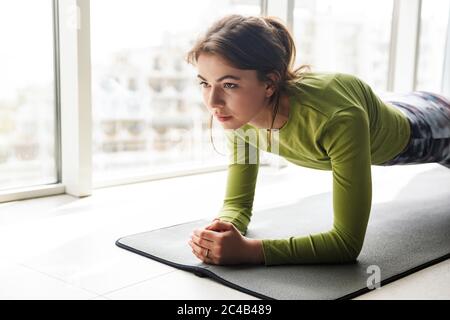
387, 0, 422, 92
1, 0, 428, 203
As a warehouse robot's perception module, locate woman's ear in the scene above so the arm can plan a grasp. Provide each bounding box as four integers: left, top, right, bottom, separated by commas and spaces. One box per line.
265, 72, 280, 98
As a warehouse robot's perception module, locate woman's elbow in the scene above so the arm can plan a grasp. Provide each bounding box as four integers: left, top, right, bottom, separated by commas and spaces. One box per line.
333, 228, 365, 263
342, 242, 364, 263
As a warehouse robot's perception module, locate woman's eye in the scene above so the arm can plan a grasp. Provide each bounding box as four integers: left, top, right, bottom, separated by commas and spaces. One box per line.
198, 82, 237, 89
224, 83, 237, 89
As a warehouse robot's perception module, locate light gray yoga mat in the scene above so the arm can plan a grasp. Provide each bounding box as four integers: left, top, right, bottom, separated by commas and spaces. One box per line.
116, 166, 450, 300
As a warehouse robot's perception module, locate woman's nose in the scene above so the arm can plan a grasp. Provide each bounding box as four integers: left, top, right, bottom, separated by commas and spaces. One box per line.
207, 88, 224, 109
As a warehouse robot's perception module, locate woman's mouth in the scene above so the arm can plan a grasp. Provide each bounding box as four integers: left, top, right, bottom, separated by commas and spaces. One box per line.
216, 115, 233, 122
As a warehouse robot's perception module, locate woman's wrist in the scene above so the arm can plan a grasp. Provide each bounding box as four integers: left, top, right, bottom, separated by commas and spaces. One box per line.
245, 238, 265, 265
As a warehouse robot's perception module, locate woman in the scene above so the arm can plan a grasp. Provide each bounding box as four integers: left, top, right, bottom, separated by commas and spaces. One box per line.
185, 14, 450, 266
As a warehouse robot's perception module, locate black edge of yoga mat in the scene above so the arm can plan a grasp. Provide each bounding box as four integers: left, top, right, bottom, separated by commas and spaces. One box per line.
116, 229, 450, 300
115, 226, 274, 300
115, 218, 274, 300
116, 166, 450, 300
337, 253, 450, 300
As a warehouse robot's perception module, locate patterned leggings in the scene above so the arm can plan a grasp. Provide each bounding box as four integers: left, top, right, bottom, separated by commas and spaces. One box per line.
378, 91, 450, 168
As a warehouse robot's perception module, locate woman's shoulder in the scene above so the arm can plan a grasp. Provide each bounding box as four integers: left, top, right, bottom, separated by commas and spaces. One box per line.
296, 71, 362, 87
289, 72, 359, 104
290, 71, 365, 117
290, 72, 364, 100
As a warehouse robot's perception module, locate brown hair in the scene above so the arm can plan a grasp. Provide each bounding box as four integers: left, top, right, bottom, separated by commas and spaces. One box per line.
185, 14, 312, 155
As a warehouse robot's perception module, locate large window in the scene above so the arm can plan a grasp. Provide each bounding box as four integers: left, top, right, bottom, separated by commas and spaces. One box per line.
415, 0, 450, 93
3, 0, 444, 199
90, 0, 261, 184
292, 0, 394, 91
0, 1, 57, 191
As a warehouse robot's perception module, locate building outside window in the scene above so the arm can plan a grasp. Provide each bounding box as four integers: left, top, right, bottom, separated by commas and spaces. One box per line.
90, 0, 261, 185
292, 0, 394, 92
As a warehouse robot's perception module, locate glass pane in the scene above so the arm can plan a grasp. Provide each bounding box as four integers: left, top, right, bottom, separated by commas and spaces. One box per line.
416, 0, 450, 92
0, 1, 57, 191
293, 0, 394, 91
91, 0, 261, 184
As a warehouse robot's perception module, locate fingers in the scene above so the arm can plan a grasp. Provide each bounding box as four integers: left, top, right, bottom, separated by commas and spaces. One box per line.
205, 219, 220, 230
188, 220, 231, 265
203, 220, 233, 233
190, 233, 213, 253
191, 245, 213, 264
193, 228, 221, 242
189, 238, 214, 263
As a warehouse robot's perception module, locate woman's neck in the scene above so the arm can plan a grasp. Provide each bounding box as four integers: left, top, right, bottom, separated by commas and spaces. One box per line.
248, 93, 291, 130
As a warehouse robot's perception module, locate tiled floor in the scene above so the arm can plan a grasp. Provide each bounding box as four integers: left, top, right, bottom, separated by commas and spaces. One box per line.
0, 163, 448, 300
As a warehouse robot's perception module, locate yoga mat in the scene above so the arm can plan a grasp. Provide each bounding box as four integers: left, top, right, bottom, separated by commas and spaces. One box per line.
116, 166, 450, 300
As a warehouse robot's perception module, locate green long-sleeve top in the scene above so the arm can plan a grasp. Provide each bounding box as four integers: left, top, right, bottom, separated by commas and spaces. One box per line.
217, 72, 411, 266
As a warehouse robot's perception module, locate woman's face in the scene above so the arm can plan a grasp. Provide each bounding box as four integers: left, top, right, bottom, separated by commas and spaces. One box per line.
196, 53, 274, 129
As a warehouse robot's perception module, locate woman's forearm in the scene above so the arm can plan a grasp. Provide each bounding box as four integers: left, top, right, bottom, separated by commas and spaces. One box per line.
245, 238, 265, 265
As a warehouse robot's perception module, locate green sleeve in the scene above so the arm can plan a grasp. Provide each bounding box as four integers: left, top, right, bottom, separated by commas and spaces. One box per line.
217, 128, 260, 236
261, 106, 372, 265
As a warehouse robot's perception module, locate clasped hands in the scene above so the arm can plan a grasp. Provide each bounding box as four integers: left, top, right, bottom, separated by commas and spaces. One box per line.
187, 219, 264, 265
